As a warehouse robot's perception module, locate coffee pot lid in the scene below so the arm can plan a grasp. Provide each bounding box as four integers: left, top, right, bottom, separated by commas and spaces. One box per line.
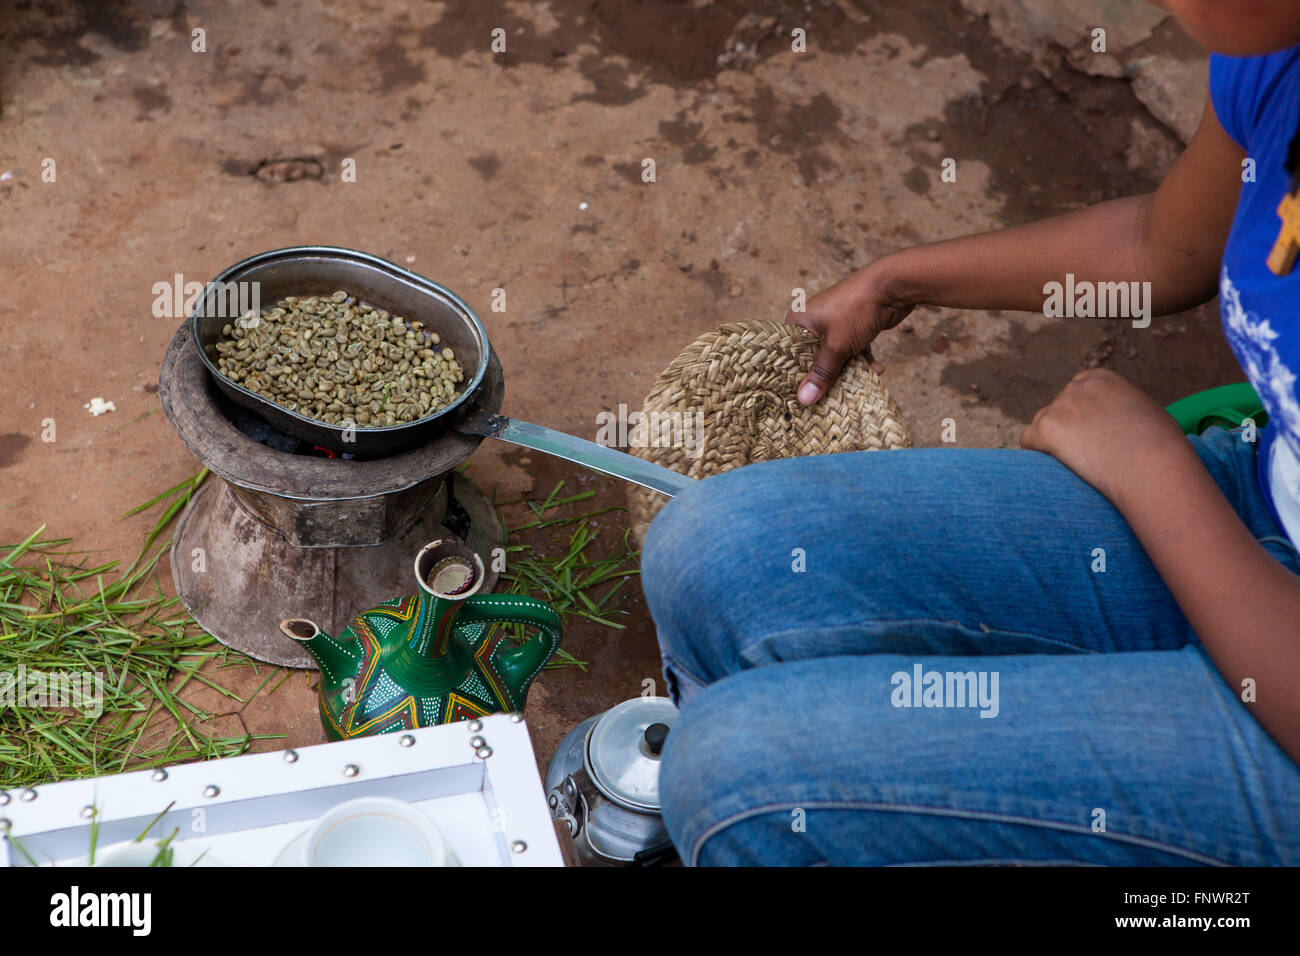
585, 697, 678, 812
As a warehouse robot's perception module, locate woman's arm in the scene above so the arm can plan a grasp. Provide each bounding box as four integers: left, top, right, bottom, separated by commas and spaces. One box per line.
790, 92, 1245, 403
1003, 92, 1300, 763
1021, 367, 1300, 766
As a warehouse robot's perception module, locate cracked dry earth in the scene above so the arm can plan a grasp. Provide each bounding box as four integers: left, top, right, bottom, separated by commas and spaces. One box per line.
0, 0, 1242, 788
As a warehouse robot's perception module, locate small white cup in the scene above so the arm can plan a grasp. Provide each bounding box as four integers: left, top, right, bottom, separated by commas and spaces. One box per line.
301, 797, 458, 867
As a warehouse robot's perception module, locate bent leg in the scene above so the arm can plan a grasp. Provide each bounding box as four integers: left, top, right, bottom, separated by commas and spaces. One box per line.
642, 431, 1297, 704
658, 646, 1300, 866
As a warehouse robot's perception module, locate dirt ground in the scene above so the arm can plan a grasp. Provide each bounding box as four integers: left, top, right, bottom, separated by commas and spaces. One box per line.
0, 0, 1243, 820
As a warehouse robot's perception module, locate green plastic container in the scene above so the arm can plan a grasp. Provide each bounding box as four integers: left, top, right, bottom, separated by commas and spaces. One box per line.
1165, 382, 1266, 436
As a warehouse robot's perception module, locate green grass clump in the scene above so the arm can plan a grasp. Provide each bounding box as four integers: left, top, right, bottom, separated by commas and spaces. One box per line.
496, 481, 641, 672
1, 470, 279, 789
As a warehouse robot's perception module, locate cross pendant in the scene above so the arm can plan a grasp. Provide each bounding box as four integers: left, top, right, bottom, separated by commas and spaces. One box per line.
1268, 188, 1300, 276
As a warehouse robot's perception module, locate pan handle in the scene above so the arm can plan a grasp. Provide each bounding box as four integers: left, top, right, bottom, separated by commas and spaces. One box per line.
455, 413, 697, 498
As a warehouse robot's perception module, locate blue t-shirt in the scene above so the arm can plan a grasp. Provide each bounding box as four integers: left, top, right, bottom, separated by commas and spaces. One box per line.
1209, 47, 1300, 541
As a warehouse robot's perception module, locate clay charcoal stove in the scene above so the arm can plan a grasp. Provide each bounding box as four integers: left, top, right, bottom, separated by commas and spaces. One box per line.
158, 322, 506, 667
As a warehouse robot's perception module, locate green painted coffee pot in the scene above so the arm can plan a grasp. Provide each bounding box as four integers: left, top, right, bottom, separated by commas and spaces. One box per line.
280, 539, 562, 740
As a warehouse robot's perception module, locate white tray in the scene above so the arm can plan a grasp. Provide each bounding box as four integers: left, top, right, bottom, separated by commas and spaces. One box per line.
0, 713, 562, 867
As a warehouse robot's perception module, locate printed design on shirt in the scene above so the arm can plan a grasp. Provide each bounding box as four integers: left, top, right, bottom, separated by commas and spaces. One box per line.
1221, 268, 1300, 449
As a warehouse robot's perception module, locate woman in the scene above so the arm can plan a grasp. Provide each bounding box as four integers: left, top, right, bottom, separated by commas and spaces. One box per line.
642, 1, 1300, 865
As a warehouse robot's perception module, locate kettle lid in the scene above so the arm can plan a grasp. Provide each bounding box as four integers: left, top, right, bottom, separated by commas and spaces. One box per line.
585, 696, 678, 812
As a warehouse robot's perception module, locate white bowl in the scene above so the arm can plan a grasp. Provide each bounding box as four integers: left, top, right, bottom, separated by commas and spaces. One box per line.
282, 797, 459, 867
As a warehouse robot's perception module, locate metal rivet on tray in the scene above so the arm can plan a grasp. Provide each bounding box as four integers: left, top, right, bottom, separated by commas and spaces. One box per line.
469, 735, 486, 749
283, 750, 299, 763
20, 789, 36, 802
0, 819, 10, 834
399, 734, 415, 748
80, 805, 95, 819
476, 746, 493, 759
203, 785, 220, 798
152, 769, 168, 782
0, 792, 9, 807
343, 764, 360, 778
511, 840, 527, 853
509, 713, 524, 723
468, 720, 483, 732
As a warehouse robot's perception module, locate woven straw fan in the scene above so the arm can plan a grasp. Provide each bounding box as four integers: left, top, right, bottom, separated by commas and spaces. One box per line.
627, 320, 912, 545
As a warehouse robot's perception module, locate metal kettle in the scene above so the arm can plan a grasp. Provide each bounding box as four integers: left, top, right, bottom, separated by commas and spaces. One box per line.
544, 696, 678, 866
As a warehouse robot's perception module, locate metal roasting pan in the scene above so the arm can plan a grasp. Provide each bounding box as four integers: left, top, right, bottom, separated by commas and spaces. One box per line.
190, 247, 695, 497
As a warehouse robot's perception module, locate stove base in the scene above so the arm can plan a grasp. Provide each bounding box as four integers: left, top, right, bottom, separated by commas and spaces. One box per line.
171, 472, 505, 667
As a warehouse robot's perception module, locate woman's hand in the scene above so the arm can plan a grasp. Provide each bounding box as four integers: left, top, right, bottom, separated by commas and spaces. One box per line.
1020, 368, 1193, 504
786, 263, 914, 406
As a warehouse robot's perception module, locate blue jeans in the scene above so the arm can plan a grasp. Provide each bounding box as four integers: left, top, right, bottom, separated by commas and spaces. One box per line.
641, 427, 1300, 866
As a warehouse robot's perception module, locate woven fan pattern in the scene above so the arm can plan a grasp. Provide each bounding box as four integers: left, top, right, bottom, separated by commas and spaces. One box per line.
628, 320, 912, 543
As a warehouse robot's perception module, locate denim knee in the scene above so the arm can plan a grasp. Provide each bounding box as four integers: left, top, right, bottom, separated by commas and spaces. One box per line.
658, 666, 802, 865
641, 470, 774, 695
643, 483, 717, 699
643, 473, 732, 596
658, 676, 736, 864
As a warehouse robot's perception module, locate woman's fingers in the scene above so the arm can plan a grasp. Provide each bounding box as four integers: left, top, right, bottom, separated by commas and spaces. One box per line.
796, 338, 850, 406
784, 307, 814, 331
786, 307, 839, 406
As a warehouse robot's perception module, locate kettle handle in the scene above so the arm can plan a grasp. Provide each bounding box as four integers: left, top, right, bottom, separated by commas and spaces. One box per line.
459, 594, 563, 697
